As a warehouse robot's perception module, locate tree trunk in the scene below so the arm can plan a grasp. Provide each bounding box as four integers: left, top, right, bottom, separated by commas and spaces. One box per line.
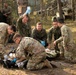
40, 0, 43, 20
71, 0, 75, 20
57, 0, 63, 18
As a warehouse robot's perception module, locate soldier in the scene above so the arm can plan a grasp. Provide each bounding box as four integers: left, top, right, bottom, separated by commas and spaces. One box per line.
3, 3, 12, 25
0, 23, 16, 58
13, 33, 52, 70
54, 18, 76, 63
47, 17, 62, 56
32, 22, 47, 47
17, 14, 31, 37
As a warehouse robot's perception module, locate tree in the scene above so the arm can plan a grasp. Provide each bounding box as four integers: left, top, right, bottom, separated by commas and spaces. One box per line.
71, 0, 75, 20
57, 0, 63, 18
40, 0, 43, 20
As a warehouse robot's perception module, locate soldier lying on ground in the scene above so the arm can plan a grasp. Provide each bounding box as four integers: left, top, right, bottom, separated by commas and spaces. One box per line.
13, 33, 52, 70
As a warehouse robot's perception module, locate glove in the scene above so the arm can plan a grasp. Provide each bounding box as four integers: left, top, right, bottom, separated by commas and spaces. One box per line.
11, 58, 17, 63
40, 41, 45, 46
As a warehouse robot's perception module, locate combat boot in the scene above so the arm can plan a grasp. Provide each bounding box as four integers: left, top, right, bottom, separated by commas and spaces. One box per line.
44, 59, 52, 68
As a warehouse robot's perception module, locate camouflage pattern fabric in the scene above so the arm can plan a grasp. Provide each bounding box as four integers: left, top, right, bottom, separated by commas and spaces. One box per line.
0, 23, 9, 58
0, 23, 8, 45
56, 25, 76, 62
16, 37, 47, 70
17, 17, 31, 37
47, 26, 61, 53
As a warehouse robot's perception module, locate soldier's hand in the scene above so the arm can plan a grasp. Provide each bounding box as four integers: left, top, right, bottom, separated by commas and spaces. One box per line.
53, 41, 56, 46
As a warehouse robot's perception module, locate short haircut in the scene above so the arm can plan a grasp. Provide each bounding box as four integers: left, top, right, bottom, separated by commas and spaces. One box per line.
36, 22, 42, 25
52, 17, 58, 22
57, 17, 64, 23
10, 25, 16, 32
13, 33, 21, 40
23, 14, 30, 21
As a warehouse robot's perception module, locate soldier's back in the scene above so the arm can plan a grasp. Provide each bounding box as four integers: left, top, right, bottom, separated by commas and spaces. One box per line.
0, 23, 8, 44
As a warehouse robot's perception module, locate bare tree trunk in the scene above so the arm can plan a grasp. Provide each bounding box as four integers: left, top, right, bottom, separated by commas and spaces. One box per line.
57, 0, 63, 18
71, 0, 75, 20
40, 0, 43, 20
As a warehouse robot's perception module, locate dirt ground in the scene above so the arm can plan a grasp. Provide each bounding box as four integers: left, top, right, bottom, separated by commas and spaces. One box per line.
0, 22, 76, 75
0, 60, 76, 75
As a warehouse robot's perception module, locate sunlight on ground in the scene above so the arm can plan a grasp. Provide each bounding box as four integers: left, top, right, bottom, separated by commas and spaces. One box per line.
63, 68, 76, 75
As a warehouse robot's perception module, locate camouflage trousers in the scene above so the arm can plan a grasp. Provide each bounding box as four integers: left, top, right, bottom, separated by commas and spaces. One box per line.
26, 52, 46, 70
64, 43, 76, 63
0, 44, 5, 59
58, 42, 64, 57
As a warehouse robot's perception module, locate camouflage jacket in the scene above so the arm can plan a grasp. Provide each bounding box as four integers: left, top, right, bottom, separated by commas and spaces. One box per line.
32, 28, 47, 42
55, 25, 74, 49
17, 17, 31, 37
16, 37, 45, 59
47, 26, 61, 44
0, 23, 9, 46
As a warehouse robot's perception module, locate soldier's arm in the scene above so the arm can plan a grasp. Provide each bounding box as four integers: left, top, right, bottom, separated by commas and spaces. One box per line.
55, 27, 68, 45
7, 7, 12, 15
16, 57, 26, 63
4, 7, 12, 16
17, 17, 24, 36
47, 27, 54, 44
55, 36, 63, 43
16, 40, 26, 59
32, 29, 36, 38
42, 29, 47, 41
32, 29, 40, 41
27, 23, 31, 37
61, 27, 68, 47
16, 38, 29, 59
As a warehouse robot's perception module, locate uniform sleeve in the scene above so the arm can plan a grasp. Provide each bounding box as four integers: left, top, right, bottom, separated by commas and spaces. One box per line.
32, 29, 39, 41
8, 6, 12, 15
16, 38, 29, 59
17, 17, 24, 36
27, 23, 31, 37
16, 42, 25, 59
61, 27, 68, 47
47, 27, 53, 44
42, 29, 47, 41
55, 26, 68, 47
32, 29, 36, 37
55, 36, 63, 43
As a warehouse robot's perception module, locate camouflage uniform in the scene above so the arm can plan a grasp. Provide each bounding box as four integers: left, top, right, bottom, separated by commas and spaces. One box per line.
0, 23, 9, 57
47, 26, 62, 53
55, 25, 76, 62
15, 37, 47, 70
17, 17, 31, 37
32, 28, 47, 46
